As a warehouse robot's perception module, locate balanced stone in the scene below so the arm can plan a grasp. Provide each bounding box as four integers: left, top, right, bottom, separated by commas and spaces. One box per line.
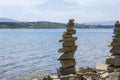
114, 26, 120, 32
106, 21, 120, 79
106, 55, 120, 67
115, 21, 120, 27
113, 31, 120, 35
66, 29, 76, 35
113, 38, 120, 43
58, 51, 75, 60
58, 46, 77, 53
62, 41, 75, 47
60, 37, 77, 42
111, 43, 120, 46
57, 67, 76, 76
66, 26, 74, 31
67, 19, 75, 27
60, 59, 76, 68
110, 46, 120, 55
110, 41, 120, 46
62, 33, 72, 39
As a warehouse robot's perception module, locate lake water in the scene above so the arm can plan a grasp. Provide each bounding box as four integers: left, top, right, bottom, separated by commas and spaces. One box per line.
0, 29, 113, 80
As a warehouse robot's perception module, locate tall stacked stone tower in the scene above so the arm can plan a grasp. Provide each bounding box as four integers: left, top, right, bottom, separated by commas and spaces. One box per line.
57, 19, 78, 77
106, 21, 120, 72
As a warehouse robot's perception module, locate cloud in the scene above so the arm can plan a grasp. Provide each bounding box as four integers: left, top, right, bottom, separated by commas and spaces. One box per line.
64, 0, 120, 7
63, 0, 120, 22
64, 0, 95, 7
0, 0, 47, 7
0, 0, 120, 22
0, 0, 48, 20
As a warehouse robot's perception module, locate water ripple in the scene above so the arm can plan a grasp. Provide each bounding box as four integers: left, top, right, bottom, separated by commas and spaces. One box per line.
0, 29, 112, 80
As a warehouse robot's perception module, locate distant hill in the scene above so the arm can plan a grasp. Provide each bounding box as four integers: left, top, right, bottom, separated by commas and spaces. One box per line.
85, 20, 116, 25
0, 21, 66, 29
0, 18, 114, 29
0, 21, 114, 29
0, 17, 18, 22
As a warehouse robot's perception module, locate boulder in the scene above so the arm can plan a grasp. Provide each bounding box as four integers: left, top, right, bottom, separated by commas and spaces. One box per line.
60, 59, 76, 68
57, 52, 75, 60
106, 55, 120, 67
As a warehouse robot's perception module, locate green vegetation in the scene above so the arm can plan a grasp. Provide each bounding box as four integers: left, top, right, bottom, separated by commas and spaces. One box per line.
0, 21, 114, 29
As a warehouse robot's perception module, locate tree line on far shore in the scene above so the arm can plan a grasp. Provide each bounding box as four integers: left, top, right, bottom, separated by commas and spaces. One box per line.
0, 22, 114, 29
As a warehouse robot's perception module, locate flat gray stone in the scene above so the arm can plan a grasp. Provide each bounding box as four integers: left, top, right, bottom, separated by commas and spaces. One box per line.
57, 67, 76, 77
66, 26, 74, 31
114, 27, 120, 32
60, 37, 77, 42
107, 66, 120, 73
66, 29, 76, 35
60, 59, 76, 68
58, 52, 75, 60
113, 31, 120, 35
58, 46, 77, 53
62, 33, 72, 39
96, 62, 108, 71
62, 41, 75, 47
110, 47, 120, 55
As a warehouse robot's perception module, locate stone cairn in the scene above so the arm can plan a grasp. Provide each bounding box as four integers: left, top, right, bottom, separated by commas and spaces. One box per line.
46, 19, 83, 80
57, 19, 82, 80
105, 21, 120, 80
106, 21, 120, 72
57, 19, 77, 76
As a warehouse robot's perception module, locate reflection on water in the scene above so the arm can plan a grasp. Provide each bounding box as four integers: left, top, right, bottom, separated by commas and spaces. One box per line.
0, 29, 112, 80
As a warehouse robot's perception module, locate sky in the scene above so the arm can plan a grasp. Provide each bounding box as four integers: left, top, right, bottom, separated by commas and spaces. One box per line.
0, 0, 120, 23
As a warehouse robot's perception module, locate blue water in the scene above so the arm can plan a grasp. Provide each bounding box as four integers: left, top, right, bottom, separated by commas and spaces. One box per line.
0, 29, 113, 80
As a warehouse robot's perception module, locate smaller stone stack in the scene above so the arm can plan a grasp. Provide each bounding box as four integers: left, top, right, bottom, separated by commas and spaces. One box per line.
106, 21, 120, 72
57, 19, 78, 77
